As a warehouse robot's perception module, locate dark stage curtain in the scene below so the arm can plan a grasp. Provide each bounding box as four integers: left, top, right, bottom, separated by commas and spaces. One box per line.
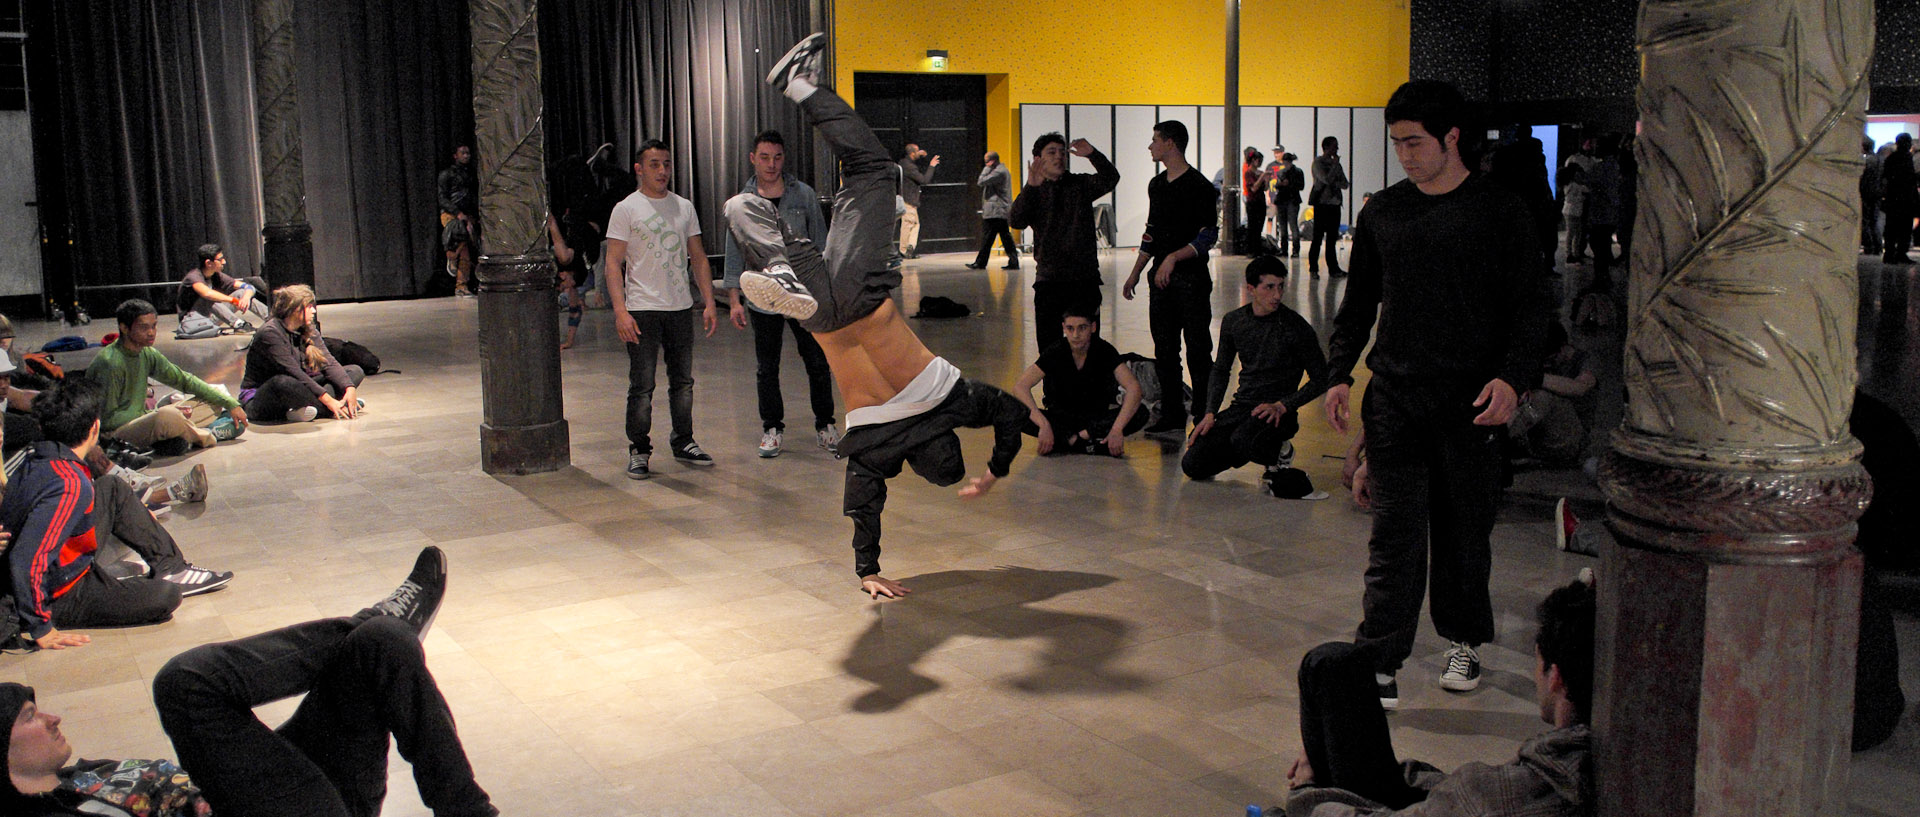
33, 0, 809, 310
32, 0, 262, 314
296, 0, 470, 300
540, 0, 816, 250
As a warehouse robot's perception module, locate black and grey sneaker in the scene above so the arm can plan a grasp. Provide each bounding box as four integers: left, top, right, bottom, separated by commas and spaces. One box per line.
1378, 675, 1400, 710
673, 441, 715, 466
740, 264, 818, 320
370, 546, 448, 639
160, 565, 233, 597
766, 32, 826, 91
626, 448, 651, 480
1439, 642, 1482, 691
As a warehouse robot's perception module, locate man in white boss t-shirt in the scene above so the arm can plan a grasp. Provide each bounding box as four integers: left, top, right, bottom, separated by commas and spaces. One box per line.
604, 139, 719, 480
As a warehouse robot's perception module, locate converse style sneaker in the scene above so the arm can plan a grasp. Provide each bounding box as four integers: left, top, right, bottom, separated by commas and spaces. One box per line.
1439, 642, 1482, 692
673, 440, 715, 466
626, 448, 651, 480
740, 264, 818, 320
759, 428, 783, 458
369, 547, 449, 639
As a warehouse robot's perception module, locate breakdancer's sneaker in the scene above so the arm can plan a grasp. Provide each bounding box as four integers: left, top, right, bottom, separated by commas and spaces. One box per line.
741, 264, 818, 320
767, 32, 826, 92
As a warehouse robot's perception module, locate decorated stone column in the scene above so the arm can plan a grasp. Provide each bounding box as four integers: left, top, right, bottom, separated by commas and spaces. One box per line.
251, 0, 313, 287
471, 0, 568, 474
1596, 2, 1873, 815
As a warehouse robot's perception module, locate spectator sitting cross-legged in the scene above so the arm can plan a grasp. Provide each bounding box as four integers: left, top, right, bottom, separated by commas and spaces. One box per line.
85, 300, 246, 458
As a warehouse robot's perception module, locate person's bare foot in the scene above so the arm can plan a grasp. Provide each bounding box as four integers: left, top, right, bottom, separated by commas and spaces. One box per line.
860, 575, 912, 599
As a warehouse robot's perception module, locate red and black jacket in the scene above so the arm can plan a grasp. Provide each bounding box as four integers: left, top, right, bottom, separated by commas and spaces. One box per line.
2, 441, 98, 640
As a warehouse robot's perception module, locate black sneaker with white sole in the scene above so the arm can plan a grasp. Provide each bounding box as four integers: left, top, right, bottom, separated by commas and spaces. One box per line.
369, 546, 448, 639
673, 441, 715, 466
1378, 676, 1400, 711
626, 448, 651, 480
160, 565, 234, 597
740, 265, 819, 320
766, 32, 826, 92
1439, 642, 1482, 691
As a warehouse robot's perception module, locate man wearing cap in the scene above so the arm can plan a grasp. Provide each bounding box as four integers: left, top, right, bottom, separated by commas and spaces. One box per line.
1182, 256, 1329, 497
2, 547, 498, 817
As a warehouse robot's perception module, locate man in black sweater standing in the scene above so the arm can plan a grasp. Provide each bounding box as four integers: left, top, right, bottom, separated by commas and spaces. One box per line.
1123, 120, 1219, 434
1306, 136, 1350, 276
1009, 132, 1120, 351
1324, 80, 1548, 708
1183, 256, 1328, 495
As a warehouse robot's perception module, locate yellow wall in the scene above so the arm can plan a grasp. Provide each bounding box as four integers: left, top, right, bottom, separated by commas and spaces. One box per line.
834, 0, 1409, 186
833, 0, 1410, 108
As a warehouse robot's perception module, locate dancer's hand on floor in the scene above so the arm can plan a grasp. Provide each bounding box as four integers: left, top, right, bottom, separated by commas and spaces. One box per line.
861, 575, 912, 599
958, 473, 998, 499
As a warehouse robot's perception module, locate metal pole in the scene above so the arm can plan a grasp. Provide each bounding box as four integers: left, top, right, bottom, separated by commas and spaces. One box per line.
1222, 0, 1239, 255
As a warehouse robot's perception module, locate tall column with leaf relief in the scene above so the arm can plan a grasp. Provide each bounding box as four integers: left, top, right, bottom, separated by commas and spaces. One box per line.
1596, 2, 1873, 814
471, 0, 568, 474
252, 0, 313, 287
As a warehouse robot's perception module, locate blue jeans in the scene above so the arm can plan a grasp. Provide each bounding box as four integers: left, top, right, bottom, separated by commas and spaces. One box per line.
624, 308, 696, 454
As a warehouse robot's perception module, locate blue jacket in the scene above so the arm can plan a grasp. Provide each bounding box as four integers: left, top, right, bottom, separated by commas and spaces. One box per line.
722, 176, 827, 315
2, 442, 98, 639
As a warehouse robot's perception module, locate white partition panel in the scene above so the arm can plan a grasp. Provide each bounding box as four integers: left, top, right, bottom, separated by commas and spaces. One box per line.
1280, 107, 1315, 165
1241, 107, 1278, 161
1068, 105, 1115, 205
1198, 106, 1225, 189
1114, 105, 1158, 250
1019, 105, 1066, 247
1314, 107, 1354, 225
1351, 107, 1387, 220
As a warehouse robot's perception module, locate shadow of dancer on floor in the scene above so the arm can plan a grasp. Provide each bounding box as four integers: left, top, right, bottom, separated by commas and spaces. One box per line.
840, 566, 1149, 712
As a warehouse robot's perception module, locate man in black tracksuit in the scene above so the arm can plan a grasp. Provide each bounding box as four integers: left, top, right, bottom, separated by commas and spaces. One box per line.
1009, 132, 1120, 352
1323, 80, 1548, 707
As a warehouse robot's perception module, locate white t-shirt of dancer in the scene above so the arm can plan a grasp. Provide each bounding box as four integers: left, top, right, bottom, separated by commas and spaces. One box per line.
607, 190, 702, 312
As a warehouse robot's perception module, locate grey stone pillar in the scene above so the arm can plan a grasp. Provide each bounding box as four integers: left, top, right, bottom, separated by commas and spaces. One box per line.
1222, 0, 1240, 254
471, 0, 568, 475
251, 0, 313, 288
1596, 3, 1874, 815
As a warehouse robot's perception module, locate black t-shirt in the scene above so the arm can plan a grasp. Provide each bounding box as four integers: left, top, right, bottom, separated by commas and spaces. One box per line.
176, 269, 238, 314
1037, 337, 1122, 417
1142, 168, 1219, 275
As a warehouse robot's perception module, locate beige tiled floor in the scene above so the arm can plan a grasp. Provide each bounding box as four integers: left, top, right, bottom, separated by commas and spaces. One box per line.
4, 248, 1915, 816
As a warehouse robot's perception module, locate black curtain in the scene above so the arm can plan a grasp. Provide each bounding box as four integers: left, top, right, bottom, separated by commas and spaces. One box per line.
541, 0, 816, 249
296, 0, 469, 300
31, 0, 261, 316
32, 0, 808, 312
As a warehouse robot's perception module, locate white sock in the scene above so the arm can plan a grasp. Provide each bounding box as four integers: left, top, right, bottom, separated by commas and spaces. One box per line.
784, 75, 818, 103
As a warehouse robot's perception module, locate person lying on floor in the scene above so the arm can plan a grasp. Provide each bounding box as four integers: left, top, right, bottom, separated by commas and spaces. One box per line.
2, 547, 499, 817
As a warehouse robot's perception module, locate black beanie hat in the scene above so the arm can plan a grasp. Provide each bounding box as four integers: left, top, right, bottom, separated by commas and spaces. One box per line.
0, 682, 37, 797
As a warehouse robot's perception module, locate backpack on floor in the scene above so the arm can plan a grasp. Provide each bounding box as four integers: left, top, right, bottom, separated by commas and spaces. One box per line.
1119, 352, 1190, 427
175, 312, 221, 339
324, 337, 383, 374
19, 352, 63, 381
911, 296, 971, 319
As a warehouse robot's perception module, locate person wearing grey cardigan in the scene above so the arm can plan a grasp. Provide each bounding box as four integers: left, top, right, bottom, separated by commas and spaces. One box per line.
968, 153, 1019, 271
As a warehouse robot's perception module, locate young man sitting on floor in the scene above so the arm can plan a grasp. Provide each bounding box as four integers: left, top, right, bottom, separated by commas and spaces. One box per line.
2, 546, 499, 817
1282, 575, 1594, 816
1010, 304, 1145, 457
1183, 255, 1330, 497
728, 33, 1027, 600
1, 380, 231, 651
86, 299, 247, 457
